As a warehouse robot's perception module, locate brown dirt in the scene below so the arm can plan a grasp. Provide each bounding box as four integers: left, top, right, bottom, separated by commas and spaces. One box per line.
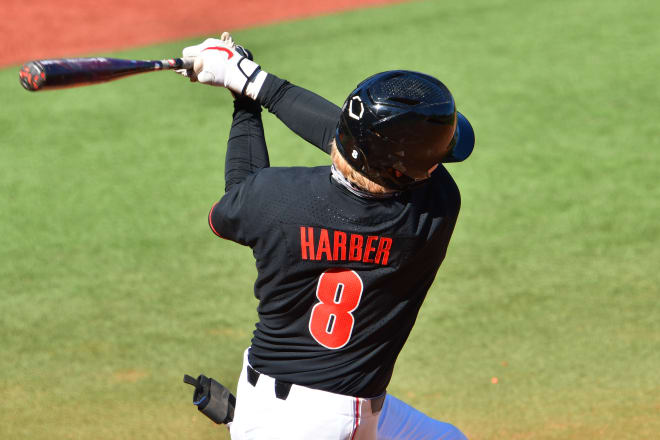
1, 0, 407, 67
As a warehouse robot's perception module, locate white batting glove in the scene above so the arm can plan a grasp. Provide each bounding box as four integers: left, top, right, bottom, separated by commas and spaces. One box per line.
179, 33, 267, 99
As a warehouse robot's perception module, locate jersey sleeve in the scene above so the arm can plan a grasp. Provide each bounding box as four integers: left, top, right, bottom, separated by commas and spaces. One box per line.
257, 73, 341, 154
209, 173, 261, 246
225, 97, 270, 192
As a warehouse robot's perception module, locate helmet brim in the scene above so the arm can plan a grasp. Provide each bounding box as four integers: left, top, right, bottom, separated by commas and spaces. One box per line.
442, 112, 474, 163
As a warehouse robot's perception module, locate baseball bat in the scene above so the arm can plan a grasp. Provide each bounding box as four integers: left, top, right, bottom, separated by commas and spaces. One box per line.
19, 56, 195, 91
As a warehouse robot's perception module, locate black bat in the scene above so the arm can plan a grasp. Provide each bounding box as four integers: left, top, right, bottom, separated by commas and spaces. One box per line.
19, 56, 194, 91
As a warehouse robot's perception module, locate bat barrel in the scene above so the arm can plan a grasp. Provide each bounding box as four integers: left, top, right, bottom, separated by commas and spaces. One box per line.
18, 57, 192, 92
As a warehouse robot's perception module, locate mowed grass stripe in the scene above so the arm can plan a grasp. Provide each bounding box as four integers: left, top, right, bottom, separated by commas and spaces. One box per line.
1, 0, 658, 439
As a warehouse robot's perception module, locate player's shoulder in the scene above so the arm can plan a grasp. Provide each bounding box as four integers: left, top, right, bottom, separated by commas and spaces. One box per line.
431, 164, 460, 195
426, 164, 461, 212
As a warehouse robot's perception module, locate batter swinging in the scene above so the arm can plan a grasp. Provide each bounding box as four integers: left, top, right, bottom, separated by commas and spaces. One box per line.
178, 33, 474, 440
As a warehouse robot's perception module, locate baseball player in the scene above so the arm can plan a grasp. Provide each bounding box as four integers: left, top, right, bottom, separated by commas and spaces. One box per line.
178, 33, 474, 440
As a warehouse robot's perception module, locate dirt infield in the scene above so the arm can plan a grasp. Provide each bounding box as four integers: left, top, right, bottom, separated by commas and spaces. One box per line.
1, 0, 406, 67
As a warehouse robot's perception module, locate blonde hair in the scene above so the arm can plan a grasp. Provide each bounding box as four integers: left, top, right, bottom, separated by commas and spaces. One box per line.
330, 139, 393, 195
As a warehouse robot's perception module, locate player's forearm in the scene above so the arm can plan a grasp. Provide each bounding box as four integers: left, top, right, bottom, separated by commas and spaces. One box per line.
256, 74, 341, 154
224, 98, 269, 192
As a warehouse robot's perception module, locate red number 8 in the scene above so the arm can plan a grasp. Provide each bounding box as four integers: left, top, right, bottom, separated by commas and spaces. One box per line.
309, 269, 363, 349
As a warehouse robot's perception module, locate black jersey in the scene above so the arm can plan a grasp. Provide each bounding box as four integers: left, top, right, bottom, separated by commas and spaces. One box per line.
209, 75, 461, 398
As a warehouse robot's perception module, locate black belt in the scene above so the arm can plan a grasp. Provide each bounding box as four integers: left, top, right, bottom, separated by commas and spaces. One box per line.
370, 394, 385, 413
247, 365, 293, 400
245, 365, 385, 412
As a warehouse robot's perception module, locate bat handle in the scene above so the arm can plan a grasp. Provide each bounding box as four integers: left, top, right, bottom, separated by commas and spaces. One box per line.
161, 57, 195, 70
19, 61, 46, 91
180, 57, 195, 70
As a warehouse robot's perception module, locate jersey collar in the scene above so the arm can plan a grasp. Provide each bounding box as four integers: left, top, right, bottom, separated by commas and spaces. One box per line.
330, 165, 397, 200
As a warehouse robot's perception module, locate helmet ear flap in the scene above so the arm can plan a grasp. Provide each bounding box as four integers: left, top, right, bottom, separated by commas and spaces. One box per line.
335, 116, 367, 172
346, 145, 367, 171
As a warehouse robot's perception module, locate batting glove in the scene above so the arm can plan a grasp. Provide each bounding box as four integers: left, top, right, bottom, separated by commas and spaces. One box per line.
179, 32, 266, 99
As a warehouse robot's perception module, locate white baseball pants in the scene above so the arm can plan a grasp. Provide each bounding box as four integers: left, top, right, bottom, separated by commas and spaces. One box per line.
229, 349, 467, 440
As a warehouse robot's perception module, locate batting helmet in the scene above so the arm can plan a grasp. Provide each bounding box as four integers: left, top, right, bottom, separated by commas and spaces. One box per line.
335, 70, 474, 190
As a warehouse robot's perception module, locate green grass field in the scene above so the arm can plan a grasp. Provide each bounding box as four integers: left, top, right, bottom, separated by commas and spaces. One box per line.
1, 0, 659, 438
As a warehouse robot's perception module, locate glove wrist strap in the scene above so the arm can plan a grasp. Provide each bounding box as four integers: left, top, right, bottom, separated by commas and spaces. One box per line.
227, 57, 266, 99
244, 70, 267, 100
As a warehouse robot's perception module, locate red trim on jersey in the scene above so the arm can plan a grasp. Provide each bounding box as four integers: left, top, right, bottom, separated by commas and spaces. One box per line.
350, 398, 361, 440
208, 202, 223, 238
201, 46, 234, 59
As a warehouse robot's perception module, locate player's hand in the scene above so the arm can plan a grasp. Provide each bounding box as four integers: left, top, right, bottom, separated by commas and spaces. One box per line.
176, 32, 263, 98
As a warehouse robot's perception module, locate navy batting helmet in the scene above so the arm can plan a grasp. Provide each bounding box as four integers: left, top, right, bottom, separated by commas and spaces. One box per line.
335, 70, 474, 190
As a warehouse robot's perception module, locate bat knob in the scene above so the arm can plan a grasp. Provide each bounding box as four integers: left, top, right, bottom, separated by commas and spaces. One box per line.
19, 61, 46, 91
